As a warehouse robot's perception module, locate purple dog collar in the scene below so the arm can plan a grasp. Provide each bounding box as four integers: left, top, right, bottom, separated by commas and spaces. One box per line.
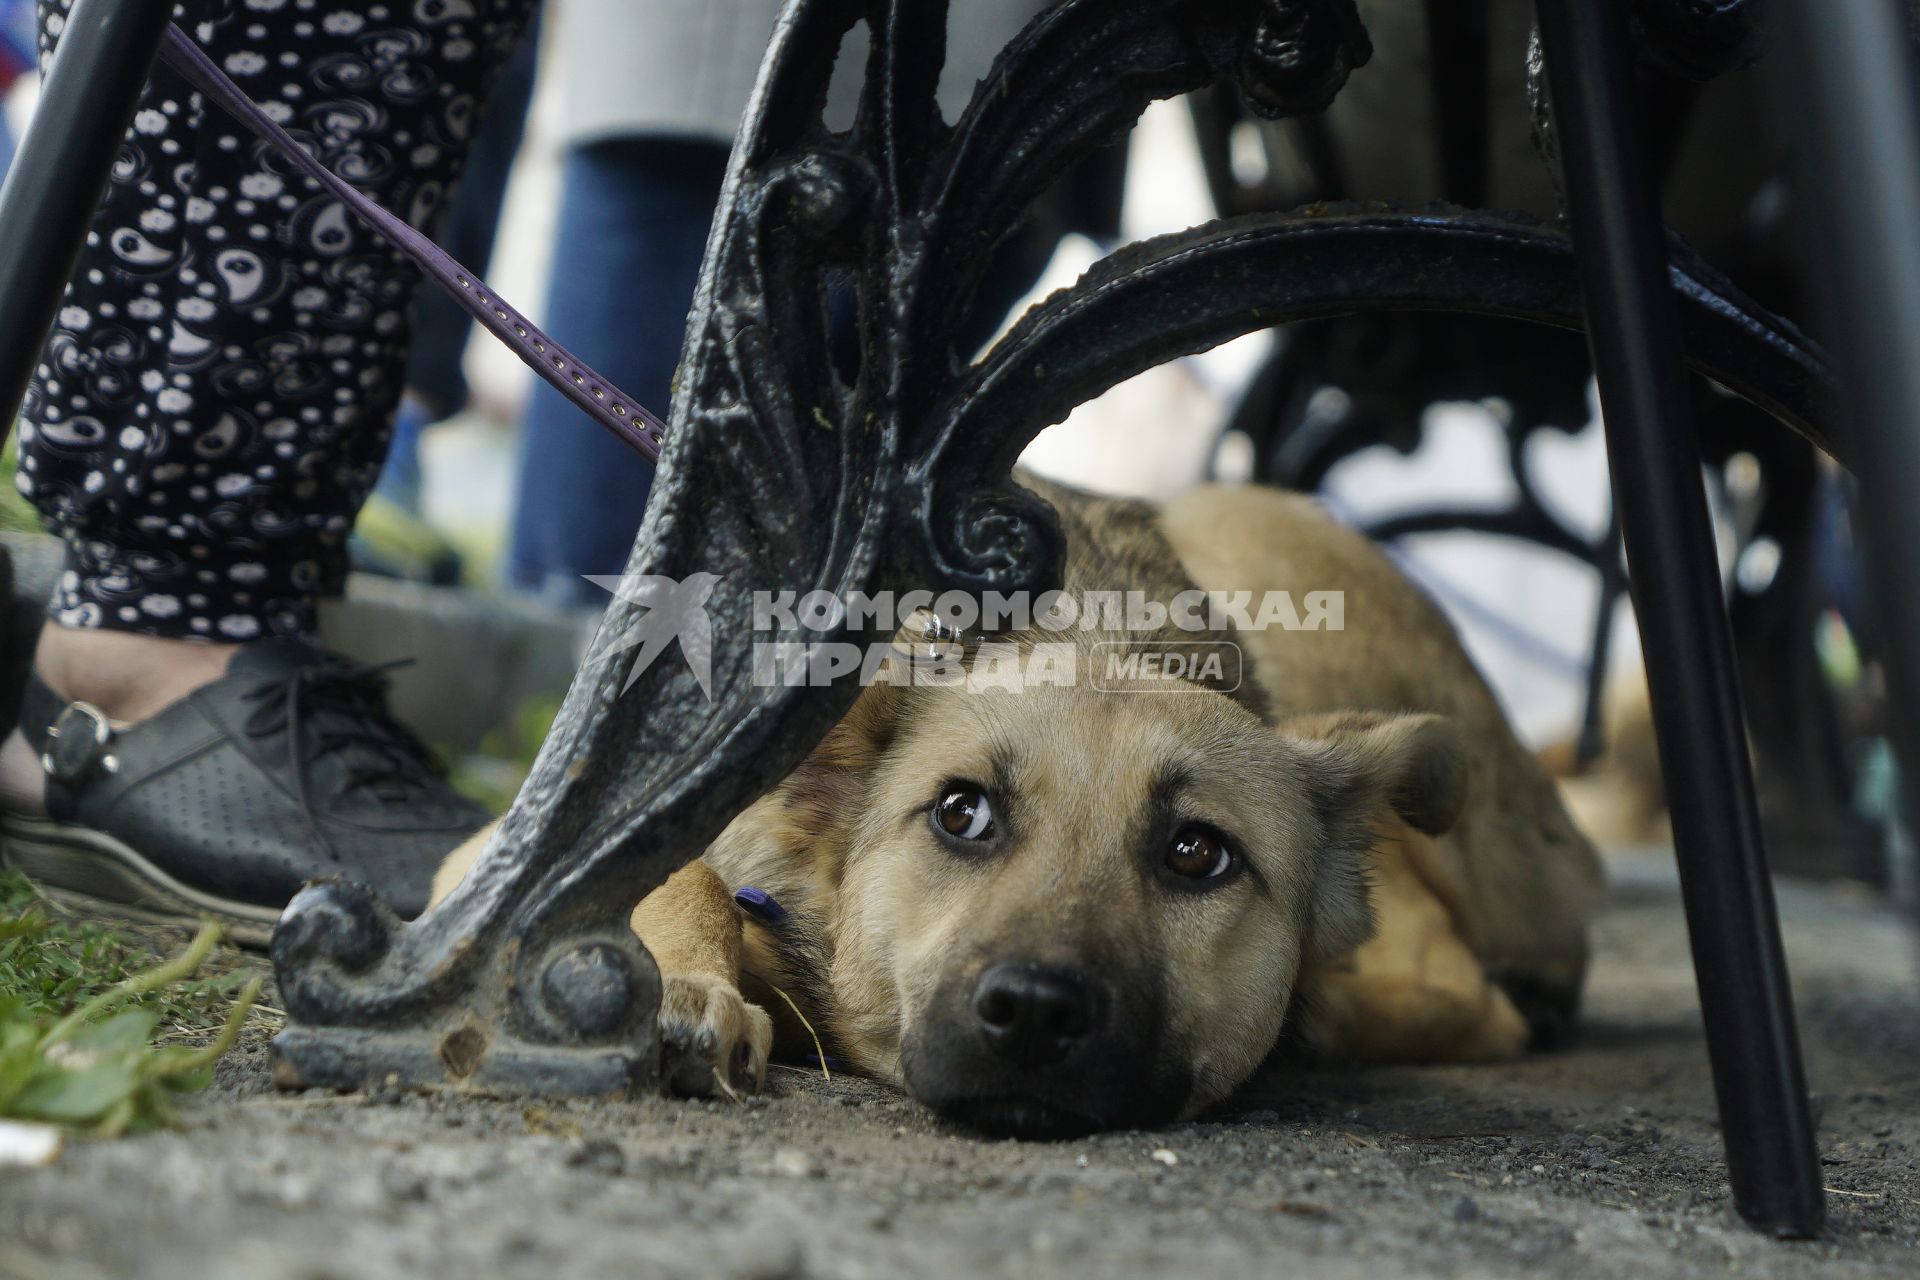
733, 886, 789, 927
155, 25, 668, 464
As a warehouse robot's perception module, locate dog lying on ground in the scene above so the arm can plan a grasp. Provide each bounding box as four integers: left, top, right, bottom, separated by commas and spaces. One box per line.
435, 477, 1601, 1137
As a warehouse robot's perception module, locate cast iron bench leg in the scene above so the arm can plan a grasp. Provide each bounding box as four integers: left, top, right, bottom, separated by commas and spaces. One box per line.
0, 0, 175, 430
1774, 4, 1920, 897
1533, 0, 1826, 1238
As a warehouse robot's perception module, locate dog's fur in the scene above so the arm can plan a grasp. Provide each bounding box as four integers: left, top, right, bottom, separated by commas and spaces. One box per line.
436, 479, 1601, 1135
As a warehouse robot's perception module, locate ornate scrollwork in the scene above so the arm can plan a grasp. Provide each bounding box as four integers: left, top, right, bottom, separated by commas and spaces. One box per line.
1237, 0, 1372, 117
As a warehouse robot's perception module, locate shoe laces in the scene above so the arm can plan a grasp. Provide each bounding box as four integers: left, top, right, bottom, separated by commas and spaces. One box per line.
240, 656, 446, 854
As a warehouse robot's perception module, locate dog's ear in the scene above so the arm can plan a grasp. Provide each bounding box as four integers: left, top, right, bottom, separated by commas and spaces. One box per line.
1285, 711, 1467, 838
1279, 712, 1467, 967
777, 683, 903, 838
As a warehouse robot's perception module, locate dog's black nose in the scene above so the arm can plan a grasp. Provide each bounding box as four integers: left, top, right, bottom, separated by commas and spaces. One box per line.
973, 963, 1104, 1068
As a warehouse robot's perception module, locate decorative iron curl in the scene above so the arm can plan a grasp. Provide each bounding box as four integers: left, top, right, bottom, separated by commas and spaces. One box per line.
1238, 0, 1372, 117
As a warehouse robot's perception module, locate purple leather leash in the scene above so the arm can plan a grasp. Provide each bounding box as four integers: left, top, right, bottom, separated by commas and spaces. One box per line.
155, 24, 668, 464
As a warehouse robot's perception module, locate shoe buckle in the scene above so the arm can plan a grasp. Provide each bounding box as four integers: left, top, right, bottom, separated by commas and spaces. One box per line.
41, 702, 119, 786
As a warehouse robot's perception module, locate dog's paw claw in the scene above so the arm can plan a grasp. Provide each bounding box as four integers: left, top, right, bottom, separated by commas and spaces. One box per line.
658, 975, 773, 1099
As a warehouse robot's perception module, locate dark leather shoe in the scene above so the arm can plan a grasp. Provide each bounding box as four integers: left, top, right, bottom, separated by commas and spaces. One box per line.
0, 640, 491, 945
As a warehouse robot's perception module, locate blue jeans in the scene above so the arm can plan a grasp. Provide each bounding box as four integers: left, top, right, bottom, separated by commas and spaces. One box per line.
506, 137, 731, 607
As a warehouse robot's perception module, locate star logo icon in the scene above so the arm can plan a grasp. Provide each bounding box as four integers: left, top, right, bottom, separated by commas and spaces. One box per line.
583, 572, 722, 699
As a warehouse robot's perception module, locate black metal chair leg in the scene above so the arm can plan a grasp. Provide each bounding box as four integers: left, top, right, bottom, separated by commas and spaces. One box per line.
1531, 0, 1826, 1239
1770, 1, 1920, 900
0, 0, 175, 431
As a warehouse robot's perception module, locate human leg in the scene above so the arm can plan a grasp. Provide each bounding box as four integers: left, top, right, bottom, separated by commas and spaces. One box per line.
2, 0, 540, 928
505, 135, 730, 606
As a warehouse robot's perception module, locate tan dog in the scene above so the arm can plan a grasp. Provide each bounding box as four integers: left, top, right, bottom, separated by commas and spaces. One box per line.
436, 479, 1601, 1134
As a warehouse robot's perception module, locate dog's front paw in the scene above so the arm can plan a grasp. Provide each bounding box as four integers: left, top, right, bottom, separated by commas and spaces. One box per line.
658, 974, 774, 1099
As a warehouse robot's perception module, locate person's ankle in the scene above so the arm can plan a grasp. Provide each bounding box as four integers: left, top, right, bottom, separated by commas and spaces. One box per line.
32, 624, 245, 726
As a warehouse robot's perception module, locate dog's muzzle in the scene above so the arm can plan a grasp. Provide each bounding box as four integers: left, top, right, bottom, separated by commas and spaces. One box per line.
901, 956, 1188, 1138
972, 962, 1105, 1071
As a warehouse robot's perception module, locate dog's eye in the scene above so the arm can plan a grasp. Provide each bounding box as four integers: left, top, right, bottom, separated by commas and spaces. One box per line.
1165, 827, 1232, 879
933, 786, 996, 841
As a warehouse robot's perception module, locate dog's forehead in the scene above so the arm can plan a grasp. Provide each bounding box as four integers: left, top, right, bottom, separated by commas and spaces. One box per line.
907, 683, 1292, 807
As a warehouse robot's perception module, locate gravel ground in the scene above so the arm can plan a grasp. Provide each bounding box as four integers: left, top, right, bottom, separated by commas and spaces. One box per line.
4, 855, 1917, 1280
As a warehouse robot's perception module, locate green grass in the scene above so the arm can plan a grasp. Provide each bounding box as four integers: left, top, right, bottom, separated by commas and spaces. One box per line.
0, 433, 39, 534
447, 691, 562, 814
0, 871, 265, 1135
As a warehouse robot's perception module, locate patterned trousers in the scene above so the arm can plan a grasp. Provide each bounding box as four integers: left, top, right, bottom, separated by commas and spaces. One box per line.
19, 0, 537, 640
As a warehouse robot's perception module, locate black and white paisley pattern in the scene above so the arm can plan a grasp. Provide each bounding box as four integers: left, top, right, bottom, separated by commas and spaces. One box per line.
20, 0, 535, 639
